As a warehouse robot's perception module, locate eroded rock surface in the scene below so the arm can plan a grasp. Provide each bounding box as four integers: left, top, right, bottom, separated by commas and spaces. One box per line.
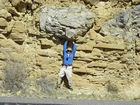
100, 5, 140, 40
40, 5, 94, 38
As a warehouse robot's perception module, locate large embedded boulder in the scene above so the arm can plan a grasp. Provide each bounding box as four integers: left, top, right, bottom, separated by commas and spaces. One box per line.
40, 5, 94, 38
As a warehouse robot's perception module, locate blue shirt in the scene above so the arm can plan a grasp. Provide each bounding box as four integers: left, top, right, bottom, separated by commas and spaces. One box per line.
63, 41, 76, 65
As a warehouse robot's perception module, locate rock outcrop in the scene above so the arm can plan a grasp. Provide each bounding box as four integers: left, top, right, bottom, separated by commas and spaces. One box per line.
40, 5, 94, 38
0, 0, 140, 100
100, 5, 140, 40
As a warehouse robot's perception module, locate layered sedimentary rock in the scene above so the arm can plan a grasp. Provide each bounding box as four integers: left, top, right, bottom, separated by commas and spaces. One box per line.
0, 0, 140, 99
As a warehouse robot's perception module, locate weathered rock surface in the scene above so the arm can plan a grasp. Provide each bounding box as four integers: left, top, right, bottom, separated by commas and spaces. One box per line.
40, 5, 94, 38
100, 4, 140, 40
0, 0, 140, 100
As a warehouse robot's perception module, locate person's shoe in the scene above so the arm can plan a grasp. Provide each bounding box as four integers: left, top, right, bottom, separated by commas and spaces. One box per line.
55, 85, 60, 89
69, 87, 73, 91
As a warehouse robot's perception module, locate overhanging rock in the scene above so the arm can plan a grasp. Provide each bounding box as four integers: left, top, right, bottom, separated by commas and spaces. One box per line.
40, 5, 94, 38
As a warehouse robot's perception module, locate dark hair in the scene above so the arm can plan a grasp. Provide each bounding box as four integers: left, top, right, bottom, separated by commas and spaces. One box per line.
67, 50, 72, 52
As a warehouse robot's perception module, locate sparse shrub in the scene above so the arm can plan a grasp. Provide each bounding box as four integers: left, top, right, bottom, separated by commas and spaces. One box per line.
4, 59, 26, 92
3, 52, 55, 96
36, 77, 55, 94
107, 80, 119, 93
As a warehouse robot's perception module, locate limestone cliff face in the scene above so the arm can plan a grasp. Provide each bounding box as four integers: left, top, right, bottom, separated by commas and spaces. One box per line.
0, 0, 140, 99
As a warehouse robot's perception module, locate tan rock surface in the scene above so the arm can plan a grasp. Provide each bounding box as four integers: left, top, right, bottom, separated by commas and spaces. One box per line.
0, 0, 139, 100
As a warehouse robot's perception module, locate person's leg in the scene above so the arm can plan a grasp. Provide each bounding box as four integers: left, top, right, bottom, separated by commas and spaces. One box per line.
65, 66, 73, 90
56, 66, 65, 88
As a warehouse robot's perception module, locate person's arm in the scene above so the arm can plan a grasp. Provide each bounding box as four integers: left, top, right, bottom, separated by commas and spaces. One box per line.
72, 42, 76, 53
72, 42, 76, 57
63, 41, 68, 52
63, 41, 68, 65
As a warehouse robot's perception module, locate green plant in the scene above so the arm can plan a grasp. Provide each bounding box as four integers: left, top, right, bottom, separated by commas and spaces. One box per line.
107, 80, 119, 93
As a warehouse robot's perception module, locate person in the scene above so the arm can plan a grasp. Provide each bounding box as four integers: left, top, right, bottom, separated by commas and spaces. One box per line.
55, 40, 76, 91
